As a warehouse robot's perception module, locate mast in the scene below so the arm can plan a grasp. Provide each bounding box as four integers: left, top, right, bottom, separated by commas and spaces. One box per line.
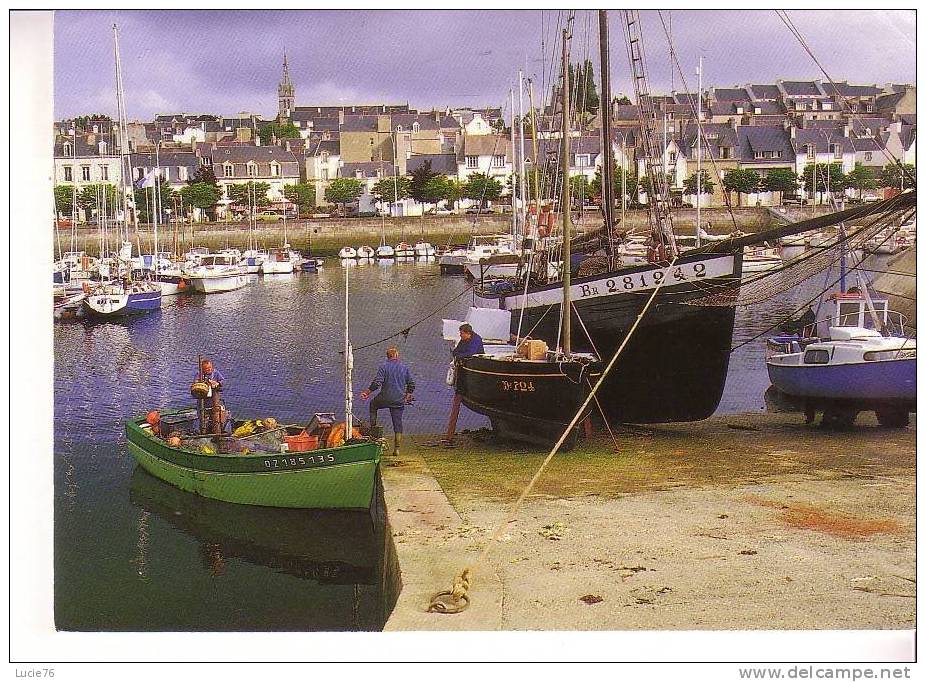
509, 87, 518, 238
597, 10, 616, 258
113, 24, 134, 243
561, 28, 573, 358
527, 79, 541, 213
518, 69, 527, 238
696, 56, 702, 248
153, 143, 160, 276
344, 265, 354, 436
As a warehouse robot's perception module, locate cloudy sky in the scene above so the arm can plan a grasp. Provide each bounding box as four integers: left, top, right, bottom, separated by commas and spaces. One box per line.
53, 9, 915, 120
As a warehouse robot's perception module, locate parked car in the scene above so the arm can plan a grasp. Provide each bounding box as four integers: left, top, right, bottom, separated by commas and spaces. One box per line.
256, 211, 283, 221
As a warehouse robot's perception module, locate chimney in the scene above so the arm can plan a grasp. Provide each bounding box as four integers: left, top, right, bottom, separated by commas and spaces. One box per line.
435, 111, 440, 123
285, 140, 291, 152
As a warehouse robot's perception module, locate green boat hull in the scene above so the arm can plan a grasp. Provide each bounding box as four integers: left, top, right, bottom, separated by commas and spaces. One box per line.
126, 418, 382, 509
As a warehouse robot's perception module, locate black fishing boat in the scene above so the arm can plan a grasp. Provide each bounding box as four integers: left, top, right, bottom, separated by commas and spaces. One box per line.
453, 27, 603, 445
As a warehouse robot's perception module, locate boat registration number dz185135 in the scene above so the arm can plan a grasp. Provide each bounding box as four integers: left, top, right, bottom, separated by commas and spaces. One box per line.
263, 454, 335, 469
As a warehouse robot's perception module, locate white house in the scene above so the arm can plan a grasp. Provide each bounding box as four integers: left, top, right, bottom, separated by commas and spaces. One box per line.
456, 134, 512, 182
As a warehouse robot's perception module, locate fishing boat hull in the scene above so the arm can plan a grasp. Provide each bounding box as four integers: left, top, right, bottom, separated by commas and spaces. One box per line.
456, 355, 601, 444
495, 251, 742, 423
125, 418, 383, 509
187, 273, 249, 293
767, 358, 915, 406
84, 285, 162, 317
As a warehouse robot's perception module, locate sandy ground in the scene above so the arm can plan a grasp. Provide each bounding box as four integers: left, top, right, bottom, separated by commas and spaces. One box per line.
384, 413, 915, 630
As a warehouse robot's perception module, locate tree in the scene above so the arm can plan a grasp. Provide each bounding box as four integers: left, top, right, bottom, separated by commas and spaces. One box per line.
801, 163, 846, 203
179, 183, 222, 220
845, 165, 880, 198
53, 185, 76, 218
258, 121, 301, 145
421, 175, 452, 205
682, 170, 715, 197
570, 175, 591, 206
132, 179, 175, 223
464, 173, 503, 207
408, 160, 439, 204
283, 183, 316, 215
371, 176, 411, 204
614, 95, 632, 106
590, 165, 637, 206
722, 168, 761, 205
763, 168, 800, 204
444, 178, 467, 212
568, 60, 600, 119
227, 182, 272, 209
78, 183, 119, 221
188, 165, 218, 186
880, 163, 916, 190
324, 178, 364, 212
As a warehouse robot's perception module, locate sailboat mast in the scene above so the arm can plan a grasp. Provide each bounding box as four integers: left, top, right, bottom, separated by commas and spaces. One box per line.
527, 79, 541, 212
509, 87, 517, 237
597, 10, 615, 257
112, 24, 134, 243
518, 69, 527, 237
344, 265, 353, 436
696, 55, 702, 248
561, 28, 573, 358
153, 143, 161, 275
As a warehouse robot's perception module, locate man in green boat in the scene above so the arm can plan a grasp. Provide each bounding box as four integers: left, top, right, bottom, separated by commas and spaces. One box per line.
194, 358, 229, 434
360, 346, 415, 456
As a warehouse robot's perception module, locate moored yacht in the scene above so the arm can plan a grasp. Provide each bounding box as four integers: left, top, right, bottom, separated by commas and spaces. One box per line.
185, 254, 249, 293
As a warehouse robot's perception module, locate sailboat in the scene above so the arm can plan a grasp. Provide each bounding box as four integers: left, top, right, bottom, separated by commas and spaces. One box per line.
84, 25, 162, 318
450, 29, 602, 445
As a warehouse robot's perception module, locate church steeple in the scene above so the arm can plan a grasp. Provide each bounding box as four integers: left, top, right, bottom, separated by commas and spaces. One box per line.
278, 52, 295, 120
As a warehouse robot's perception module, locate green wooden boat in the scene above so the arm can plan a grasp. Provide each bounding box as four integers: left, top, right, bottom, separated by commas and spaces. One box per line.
125, 414, 383, 510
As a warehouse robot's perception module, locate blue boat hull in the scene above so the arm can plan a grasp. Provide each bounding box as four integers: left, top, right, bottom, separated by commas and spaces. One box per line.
767, 358, 916, 407
85, 289, 162, 317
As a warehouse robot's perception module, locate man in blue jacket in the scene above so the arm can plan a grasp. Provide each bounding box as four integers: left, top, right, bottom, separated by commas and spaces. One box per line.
360, 346, 415, 456
452, 323, 485, 358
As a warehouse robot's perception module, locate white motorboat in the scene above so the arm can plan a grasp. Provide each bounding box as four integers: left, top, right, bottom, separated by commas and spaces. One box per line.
261, 248, 295, 274
376, 244, 395, 258
185, 254, 249, 293
394, 242, 415, 259
414, 241, 436, 258
338, 246, 358, 259
242, 249, 269, 274
357, 246, 375, 259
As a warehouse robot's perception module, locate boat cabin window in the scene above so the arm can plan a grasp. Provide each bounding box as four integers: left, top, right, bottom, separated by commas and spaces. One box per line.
804, 349, 830, 365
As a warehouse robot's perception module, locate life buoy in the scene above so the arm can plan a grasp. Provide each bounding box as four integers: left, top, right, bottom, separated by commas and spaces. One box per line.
326, 422, 362, 448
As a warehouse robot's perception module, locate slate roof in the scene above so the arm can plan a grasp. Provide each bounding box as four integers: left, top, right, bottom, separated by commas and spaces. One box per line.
392, 114, 441, 132
340, 116, 381, 132
748, 84, 780, 100
406, 154, 458, 175
129, 151, 199, 168
306, 139, 340, 156
339, 162, 396, 179
682, 123, 740, 159
713, 87, 749, 102
737, 125, 796, 163
875, 91, 905, 113
850, 136, 887, 152
461, 134, 511, 157
779, 81, 825, 97
820, 82, 882, 98
53, 133, 120, 157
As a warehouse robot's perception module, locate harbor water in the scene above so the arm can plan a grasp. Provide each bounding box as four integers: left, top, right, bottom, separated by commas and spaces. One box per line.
53, 254, 894, 630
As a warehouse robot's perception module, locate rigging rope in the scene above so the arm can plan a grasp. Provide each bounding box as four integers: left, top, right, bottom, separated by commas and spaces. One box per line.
429, 254, 680, 614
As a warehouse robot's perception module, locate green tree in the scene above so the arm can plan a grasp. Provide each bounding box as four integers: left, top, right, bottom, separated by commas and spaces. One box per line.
324, 178, 364, 212
53, 185, 76, 218
371, 176, 411, 204
78, 183, 119, 220
845, 165, 880, 198
464, 173, 503, 207
421, 175, 452, 205
570, 175, 591, 205
682, 170, 715, 197
801, 163, 846, 203
408, 160, 439, 204
132, 179, 175, 223
722, 168, 761, 205
763, 168, 800, 204
444, 178, 467, 212
880, 163, 916, 190
258, 121, 301, 145
188, 165, 218, 186
568, 60, 600, 119
179, 183, 222, 220
590, 166, 637, 206
227, 182, 272, 209
283, 182, 316, 215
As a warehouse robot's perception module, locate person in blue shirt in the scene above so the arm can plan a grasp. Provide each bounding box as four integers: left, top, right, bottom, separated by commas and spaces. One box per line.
452, 323, 484, 358
360, 347, 415, 455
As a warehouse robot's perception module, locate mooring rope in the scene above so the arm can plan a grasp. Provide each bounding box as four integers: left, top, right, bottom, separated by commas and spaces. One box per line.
428, 254, 680, 614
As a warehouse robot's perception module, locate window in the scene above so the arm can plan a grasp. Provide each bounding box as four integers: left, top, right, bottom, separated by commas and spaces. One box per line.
575, 154, 590, 167
754, 107, 762, 115
396, 125, 403, 132
63, 166, 73, 182
179, 166, 188, 181
99, 141, 108, 154
162, 168, 170, 181
822, 101, 832, 111
864, 103, 873, 112
270, 162, 280, 177
247, 162, 257, 177
412, 122, 420, 133
865, 152, 873, 162
321, 168, 329, 181
719, 146, 731, 160
99, 165, 108, 181
803, 349, 830, 365
355, 170, 363, 179
492, 154, 505, 167
669, 152, 677, 163
796, 102, 806, 111
81, 165, 91, 181
63, 142, 73, 156
466, 156, 478, 169
805, 144, 815, 159
223, 162, 234, 177
831, 143, 842, 159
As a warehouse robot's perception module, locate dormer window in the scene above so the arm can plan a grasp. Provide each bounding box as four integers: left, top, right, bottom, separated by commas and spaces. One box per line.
575, 154, 590, 167
270, 161, 280, 177
805, 144, 815, 159
63, 142, 73, 156
247, 161, 258, 177
396, 125, 403, 132
823, 102, 832, 111
99, 141, 108, 155
754, 107, 762, 115
223, 162, 234, 177
355, 170, 363, 179
412, 122, 420, 133
321, 151, 329, 161
831, 143, 842, 159
796, 102, 806, 111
